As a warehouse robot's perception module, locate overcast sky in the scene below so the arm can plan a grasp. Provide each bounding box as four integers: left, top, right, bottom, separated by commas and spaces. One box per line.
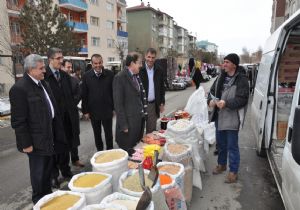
126, 0, 273, 55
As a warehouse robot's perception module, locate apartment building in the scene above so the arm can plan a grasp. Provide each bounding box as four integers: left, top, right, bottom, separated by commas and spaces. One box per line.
196, 40, 218, 54
5, 0, 128, 66
188, 34, 197, 53
174, 25, 189, 56
1, 0, 14, 96
127, 2, 181, 58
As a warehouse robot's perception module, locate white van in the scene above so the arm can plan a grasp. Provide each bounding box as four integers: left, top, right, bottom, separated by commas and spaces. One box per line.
251, 10, 300, 210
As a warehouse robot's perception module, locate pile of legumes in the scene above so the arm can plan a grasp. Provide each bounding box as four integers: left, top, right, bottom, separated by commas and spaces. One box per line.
158, 164, 180, 175
41, 194, 80, 210
167, 144, 188, 154
73, 173, 108, 188
110, 199, 138, 210
122, 173, 153, 192
95, 151, 126, 164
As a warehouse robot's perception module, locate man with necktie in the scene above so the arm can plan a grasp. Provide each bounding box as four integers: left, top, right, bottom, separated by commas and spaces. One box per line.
45, 48, 80, 187
81, 54, 114, 151
9, 54, 66, 204
113, 52, 147, 151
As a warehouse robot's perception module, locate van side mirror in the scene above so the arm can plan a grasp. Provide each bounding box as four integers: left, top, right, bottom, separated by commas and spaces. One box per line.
291, 106, 300, 165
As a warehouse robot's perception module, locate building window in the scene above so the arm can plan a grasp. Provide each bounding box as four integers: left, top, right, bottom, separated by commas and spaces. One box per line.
68, 13, 73, 21
10, 22, 20, 35
80, 15, 85, 23
80, 39, 86, 47
106, 20, 114, 30
91, 37, 100, 46
108, 57, 115, 62
90, 16, 99, 26
107, 39, 114, 48
90, 0, 99, 5
106, 2, 113, 11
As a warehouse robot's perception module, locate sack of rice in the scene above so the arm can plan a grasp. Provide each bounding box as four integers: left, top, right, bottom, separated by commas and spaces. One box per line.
33, 190, 85, 210
91, 149, 128, 191
83, 203, 126, 210
157, 162, 185, 194
68, 172, 112, 205
159, 172, 187, 210
101, 192, 154, 210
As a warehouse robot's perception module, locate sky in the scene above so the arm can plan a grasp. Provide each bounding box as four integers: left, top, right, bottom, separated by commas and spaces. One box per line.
126, 0, 273, 55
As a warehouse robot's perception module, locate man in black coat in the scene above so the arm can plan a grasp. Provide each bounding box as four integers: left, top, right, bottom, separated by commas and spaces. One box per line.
44, 48, 80, 185
9, 54, 66, 204
113, 52, 146, 151
81, 54, 114, 151
139, 48, 165, 133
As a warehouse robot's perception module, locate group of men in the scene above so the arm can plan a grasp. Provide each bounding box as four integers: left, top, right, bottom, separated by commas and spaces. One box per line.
9, 47, 165, 204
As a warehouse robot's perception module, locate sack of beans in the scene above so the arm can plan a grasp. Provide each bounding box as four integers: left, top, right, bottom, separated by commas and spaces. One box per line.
101, 192, 154, 210
157, 162, 185, 194
162, 143, 193, 167
68, 172, 112, 205
91, 149, 128, 191
159, 172, 187, 210
33, 190, 86, 210
83, 203, 126, 210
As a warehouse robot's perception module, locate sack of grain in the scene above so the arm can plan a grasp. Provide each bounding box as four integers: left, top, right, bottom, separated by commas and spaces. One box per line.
162, 143, 193, 167
119, 169, 160, 197
33, 190, 86, 210
91, 149, 128, 191
83, 203, 126, 210
68, 172, 112, 204
101, 192, 154, 210
157, 162, 185, 194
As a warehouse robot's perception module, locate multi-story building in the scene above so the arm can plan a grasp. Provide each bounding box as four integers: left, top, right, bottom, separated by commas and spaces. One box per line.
196, 40, 218, 54
127, 2, 179, 58
174, 24, 189, 56
5, 0, 128, 67
1, 0, 14, 96
270, 0, 286, 32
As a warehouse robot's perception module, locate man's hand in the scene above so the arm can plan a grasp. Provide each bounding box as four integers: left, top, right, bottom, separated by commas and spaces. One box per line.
123, 129, 129, 133
160, 104, 165, 113
83, 113, 90, 120
23, 146, 33, 153
216, 100, 226, 109
209, 100, 216, 108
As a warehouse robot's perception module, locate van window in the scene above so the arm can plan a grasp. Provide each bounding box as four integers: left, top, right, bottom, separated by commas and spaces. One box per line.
276, 34, 300, 141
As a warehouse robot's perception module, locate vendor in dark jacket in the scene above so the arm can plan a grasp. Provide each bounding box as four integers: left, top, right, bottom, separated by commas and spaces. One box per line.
207, 53, 249, 183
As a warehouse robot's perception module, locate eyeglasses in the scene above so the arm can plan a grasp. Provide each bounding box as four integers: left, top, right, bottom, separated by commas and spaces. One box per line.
52, 56, 64, 60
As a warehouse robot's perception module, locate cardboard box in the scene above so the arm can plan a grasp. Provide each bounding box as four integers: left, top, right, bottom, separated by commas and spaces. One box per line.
277, 121, 288, 140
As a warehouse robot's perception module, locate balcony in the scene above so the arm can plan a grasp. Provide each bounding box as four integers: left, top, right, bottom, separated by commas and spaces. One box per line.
66, 21, 88, 33
78, 47, 88, 54
117, 16, 127, 23
59, 0, 87, 12
117, 0, 126, 7
10, 33, 22, 45
117, 30, 128, 37
6, 2, 21, 16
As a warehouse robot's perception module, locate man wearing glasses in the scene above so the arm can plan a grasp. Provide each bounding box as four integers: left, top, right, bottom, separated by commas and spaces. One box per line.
45, 48, 80, 188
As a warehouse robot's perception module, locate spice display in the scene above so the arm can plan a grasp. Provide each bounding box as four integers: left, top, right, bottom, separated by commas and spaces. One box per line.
122, 173, 153, 192
143, 144, 161, 159
110, 199, 138, 210
41, 194, 80, 210
159, 174, 172, 186
143, 133, 166, 146
131, 149, 144, 161
128, 161, 139, 169
142, 156, 153, 170
73, 173, 107, 188
95, 151, 125, 164
158, 165, 180, 175
167, 144, 188, 154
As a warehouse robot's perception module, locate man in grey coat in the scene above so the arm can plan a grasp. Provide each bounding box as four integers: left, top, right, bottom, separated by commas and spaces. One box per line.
113, 52, 146, 151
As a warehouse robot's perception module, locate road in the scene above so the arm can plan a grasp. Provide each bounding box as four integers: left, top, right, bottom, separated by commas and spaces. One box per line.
0, 80, 284, 210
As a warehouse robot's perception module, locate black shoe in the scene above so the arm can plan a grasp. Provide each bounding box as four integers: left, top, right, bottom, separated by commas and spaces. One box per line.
62, 171, 73, 180
213, 149, 218, 156
51, 178, 60, 189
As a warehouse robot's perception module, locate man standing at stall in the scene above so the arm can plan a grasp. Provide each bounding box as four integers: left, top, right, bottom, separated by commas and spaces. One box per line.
207, 53, 249, 183
113, 52, 147, 151
9, 54, 66, 203
81, 54, 114, 151
139, 48, 165, 133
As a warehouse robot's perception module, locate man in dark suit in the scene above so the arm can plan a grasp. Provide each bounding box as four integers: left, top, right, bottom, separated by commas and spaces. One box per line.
139, 48, 165, 133
44, 48, 80, 185
61, 59, 84, 167
81, 54, 114, 151
9, 54, 66, 204
113, 52, 147, 151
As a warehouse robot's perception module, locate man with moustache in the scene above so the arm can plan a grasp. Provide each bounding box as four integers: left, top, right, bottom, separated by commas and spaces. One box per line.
9, 54, 66, 203
81, 54, 114, 151
44, 48, 80, 187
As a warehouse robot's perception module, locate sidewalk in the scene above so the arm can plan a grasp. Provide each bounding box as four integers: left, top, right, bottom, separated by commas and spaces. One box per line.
0, 125, 16, 156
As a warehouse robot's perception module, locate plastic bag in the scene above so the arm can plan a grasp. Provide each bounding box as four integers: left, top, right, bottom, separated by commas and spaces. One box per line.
91, 149, 128, 191
68, 172, 113, 205
203, 122, 216, 145
101, 192, 154, 210
184, 86, 208, 119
